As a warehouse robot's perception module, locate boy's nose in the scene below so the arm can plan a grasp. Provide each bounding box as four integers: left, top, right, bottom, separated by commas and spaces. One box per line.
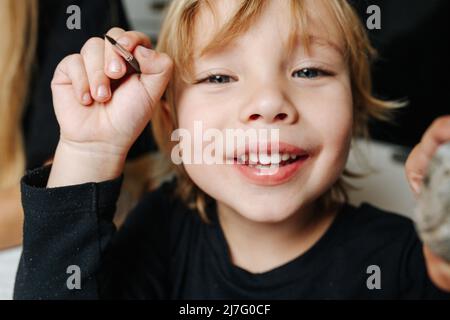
239, 85, 299, 125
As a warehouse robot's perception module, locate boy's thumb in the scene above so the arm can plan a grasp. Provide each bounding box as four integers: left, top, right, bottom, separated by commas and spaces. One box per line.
134, 46, 173, 106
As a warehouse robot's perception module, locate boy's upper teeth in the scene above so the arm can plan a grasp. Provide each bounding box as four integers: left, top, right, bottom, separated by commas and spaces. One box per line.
270, 153, 281, 164
259, 154, 271, 165
249, 153, 258, 163
243, 152, 300, 164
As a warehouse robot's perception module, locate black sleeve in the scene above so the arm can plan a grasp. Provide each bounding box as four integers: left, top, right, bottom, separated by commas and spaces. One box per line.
14, 166, 170, 300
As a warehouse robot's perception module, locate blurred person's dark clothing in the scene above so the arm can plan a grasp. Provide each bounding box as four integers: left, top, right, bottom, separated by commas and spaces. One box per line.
22, 0, 156, 170
352, 0, 450, 147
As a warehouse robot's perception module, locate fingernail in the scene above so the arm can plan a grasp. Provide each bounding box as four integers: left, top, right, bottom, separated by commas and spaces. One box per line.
97, 85, 109, 98
117, 37, 129, 47
109, 59, 122, 73
82, 92, 91, 103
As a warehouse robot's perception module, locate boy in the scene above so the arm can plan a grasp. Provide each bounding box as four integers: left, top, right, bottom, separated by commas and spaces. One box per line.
14, 0, 450, 299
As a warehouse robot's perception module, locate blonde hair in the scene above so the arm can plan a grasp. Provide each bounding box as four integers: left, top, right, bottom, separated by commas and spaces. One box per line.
0, 0, 38, 189
152, 0, 403, 221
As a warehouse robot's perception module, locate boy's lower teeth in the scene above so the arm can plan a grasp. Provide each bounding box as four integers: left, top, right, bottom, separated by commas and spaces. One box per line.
251, 164, 279, 169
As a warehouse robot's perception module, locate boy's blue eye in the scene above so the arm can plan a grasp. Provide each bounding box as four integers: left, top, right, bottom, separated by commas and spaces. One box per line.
202, 74, 233, 84
196, 68, 329, 84
292, 68, 327, 79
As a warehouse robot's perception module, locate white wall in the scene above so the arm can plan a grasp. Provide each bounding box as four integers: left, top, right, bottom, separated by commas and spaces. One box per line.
346, 139, 416, 218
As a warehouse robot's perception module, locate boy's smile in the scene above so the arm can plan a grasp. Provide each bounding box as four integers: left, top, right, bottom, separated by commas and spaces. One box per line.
227, 141, 312, 186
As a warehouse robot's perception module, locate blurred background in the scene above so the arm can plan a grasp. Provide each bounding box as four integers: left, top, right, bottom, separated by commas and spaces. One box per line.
347, 0, 449, 216
0, 0, 449, 299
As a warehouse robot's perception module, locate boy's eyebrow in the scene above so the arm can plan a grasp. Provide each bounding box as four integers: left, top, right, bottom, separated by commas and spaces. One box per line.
292, 35, 344, 56
197, 35, 344, 60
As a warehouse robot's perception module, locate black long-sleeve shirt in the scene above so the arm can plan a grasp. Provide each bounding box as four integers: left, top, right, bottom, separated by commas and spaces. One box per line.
14, 166, 450, 299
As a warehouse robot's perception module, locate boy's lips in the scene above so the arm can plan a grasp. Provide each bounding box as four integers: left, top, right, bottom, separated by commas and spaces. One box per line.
226, 142, 311, 186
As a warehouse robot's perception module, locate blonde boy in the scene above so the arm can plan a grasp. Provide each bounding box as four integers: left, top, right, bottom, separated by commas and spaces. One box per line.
15, 0, 450, 299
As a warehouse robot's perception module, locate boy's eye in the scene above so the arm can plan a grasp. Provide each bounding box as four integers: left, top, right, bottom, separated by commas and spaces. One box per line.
198, 74, 234, 84
292, 68, 328, 79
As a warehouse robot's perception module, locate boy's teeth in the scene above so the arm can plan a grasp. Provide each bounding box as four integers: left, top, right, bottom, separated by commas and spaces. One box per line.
241, 152, 301, 165
259, 154, 271, 165
270, 153, 281, 164
249, 153, 258, 164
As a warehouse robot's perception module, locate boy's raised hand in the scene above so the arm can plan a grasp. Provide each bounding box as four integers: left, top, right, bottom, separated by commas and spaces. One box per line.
48, 28, 172, 187
405, 115, 450, 291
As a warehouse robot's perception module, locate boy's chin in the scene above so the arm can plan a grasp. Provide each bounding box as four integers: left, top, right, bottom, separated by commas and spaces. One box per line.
231, 200, 300, 224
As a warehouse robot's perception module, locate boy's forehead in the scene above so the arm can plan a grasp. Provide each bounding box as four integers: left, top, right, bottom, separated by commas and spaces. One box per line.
192, 0, 344, 58
192, 0, 238, 50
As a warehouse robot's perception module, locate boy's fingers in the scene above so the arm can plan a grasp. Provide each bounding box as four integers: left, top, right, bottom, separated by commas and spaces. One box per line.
67, 55, 92, 105
105, 27, 126, 42
81, 37, 111, 102
134, 46, 173, 108
104, 28, 127, 79
51, 54, 92, 106
116, 30, 152, 51
104, 29, 152, 79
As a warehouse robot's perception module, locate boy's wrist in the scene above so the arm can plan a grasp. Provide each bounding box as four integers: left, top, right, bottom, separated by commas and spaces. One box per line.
47, 139, 127, 188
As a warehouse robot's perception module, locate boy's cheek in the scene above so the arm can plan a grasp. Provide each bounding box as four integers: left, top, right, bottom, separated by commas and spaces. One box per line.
177, 104, 229, 135
176, 93, 224, 129
305, 103, 353, 175
304, 97, 353, 142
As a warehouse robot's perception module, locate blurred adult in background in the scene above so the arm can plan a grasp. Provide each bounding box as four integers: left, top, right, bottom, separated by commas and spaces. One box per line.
0, 0, 156, 251
352, 0, 450, 147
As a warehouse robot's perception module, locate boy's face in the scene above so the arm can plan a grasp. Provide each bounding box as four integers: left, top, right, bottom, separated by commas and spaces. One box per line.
175, 0, 353, 222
